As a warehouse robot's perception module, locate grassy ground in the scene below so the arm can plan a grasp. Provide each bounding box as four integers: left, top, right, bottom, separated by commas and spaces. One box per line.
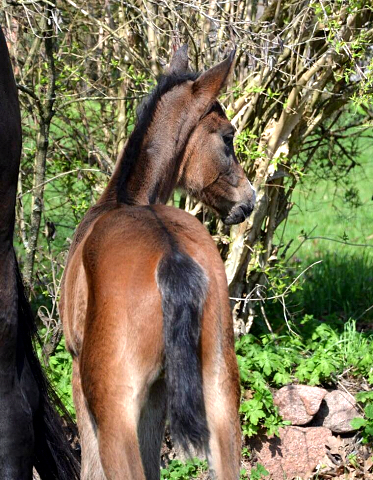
271, 136, 373, 326
279, 138, 373, 260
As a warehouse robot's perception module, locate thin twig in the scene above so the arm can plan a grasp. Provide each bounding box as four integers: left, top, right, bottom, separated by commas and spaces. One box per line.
304, 236, 373, 249
17, 168, 104, 199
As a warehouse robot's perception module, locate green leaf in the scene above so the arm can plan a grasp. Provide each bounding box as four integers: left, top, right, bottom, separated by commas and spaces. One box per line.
364, 403, 373, 420
350, 417, 366, 429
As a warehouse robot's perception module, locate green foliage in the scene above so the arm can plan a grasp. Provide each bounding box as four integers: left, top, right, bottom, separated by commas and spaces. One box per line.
160, 458, 270, 479
47, 338, 75, 417
160, 458, 207, 479
236, 333, 295, 437
351, 57, 373, 107
160, 458, 269, 479
37, 336, 75, 418
352, 391, 373, 444
236, 318, 373, 437
248, 463, 269, 480
239, 449, 269, 479
259, 254, 304, 301
234, 130, 266, 169
295, 317, 373, 385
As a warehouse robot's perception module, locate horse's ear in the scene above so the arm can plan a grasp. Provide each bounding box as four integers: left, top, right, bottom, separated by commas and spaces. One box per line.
193, 50, 236, 99
168, 44, 189, 75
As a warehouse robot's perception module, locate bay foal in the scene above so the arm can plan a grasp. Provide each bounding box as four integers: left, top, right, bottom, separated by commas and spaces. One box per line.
60, 47, 255, 480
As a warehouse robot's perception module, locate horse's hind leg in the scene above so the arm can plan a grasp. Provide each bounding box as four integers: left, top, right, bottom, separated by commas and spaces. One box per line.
72, 360, 105, 480
92, 393, 147, 480
138, 378, 167, 480
81, 360, 153, 479
203, 354, 241, 479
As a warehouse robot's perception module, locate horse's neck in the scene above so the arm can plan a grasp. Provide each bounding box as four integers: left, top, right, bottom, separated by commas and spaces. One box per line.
98, 129, 182, 207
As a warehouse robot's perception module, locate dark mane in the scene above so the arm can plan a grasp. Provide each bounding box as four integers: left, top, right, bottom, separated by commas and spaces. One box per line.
116, 72, 199, 203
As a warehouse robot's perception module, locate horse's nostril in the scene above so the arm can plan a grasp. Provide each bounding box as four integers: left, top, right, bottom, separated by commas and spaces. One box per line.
241, 203, 254, 218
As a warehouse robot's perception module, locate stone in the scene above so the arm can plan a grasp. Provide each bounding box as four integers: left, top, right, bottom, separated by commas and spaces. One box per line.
250, 426, 333, 480
313, 390, 363, 433
273, 385, 328, 425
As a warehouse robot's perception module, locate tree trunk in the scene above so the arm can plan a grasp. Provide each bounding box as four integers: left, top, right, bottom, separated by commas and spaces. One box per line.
23, 8, 56, 290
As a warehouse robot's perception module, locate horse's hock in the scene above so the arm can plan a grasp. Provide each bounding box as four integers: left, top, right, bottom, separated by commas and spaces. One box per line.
249, 385, 364, 479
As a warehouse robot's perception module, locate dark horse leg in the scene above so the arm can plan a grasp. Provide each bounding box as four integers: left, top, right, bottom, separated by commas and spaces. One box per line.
0, 248, 81, 480
16, 261, 80, 479
0, 252, 34, 479
0, 25, 80, 479
138, 378, 167, 480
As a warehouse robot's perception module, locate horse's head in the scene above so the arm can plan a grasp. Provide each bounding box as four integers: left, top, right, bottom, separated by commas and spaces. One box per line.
170, 47, 256, 225
107, 46, 255, 222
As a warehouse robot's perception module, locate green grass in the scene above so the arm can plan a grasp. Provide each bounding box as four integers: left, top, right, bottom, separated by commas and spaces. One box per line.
279, 138, 373, 260
296, 251, 373, 321
270, 136, 373, 325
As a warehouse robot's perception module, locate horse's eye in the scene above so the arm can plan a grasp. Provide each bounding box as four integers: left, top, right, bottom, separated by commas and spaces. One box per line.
223, 135, 234, 147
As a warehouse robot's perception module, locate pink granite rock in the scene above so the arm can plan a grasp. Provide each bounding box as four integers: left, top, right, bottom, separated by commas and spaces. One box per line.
250, 426, 333, 480
314, 390, 363, 433
273, 385, 328, 425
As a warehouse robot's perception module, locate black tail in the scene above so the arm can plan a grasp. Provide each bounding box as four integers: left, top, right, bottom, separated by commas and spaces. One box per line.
157, 250, 209, 453
15, 258, 81, 479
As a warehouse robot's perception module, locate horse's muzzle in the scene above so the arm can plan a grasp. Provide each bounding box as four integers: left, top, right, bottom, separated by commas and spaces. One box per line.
223, 201, 255, 225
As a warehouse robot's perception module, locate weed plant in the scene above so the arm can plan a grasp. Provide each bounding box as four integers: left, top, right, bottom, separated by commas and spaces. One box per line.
351, 391, 373, 444
160, 458, 207, 479
236, 317, 373, 438
37, 335, 75, 418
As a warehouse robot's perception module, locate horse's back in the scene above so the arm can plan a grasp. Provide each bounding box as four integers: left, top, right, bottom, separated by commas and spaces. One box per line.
86, 204, 224, 268
82, 204, 228, 303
